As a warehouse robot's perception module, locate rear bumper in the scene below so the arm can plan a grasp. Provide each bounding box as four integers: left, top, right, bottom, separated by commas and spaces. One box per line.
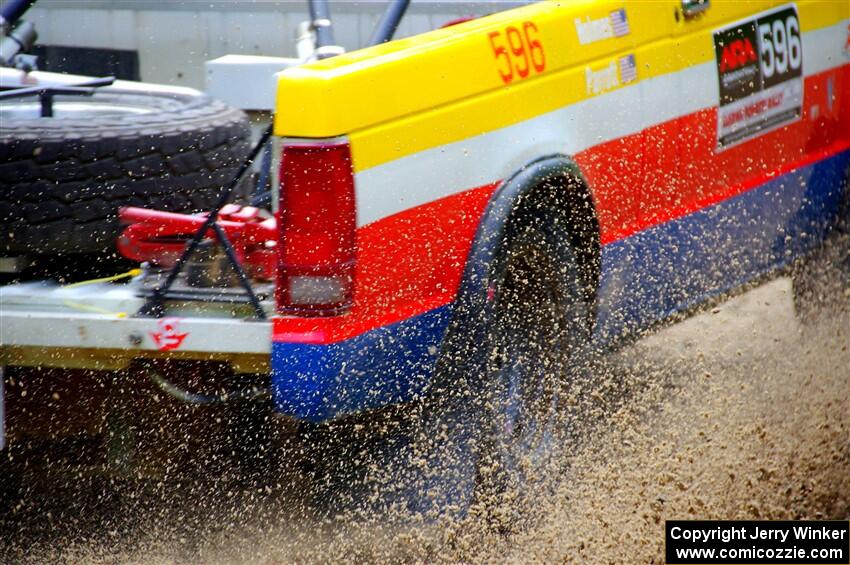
271, 304, 451, 422
0, 281, 271, 372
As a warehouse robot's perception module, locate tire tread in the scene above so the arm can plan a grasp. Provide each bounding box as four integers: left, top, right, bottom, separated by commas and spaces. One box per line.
0, 92, 250, 255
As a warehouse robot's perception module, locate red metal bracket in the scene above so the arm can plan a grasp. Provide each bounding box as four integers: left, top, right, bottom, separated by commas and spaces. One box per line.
117, 205, 277, 281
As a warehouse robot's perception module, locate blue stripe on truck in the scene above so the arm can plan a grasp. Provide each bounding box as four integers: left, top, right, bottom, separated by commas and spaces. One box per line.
271, 305, 451, 422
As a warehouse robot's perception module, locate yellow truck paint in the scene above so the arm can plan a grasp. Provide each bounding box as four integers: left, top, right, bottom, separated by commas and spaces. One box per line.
274, 0, 848, 172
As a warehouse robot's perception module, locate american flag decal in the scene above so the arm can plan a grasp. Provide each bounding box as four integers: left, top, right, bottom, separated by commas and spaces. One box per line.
618, 54, 637, 83
609, 8, 630, 37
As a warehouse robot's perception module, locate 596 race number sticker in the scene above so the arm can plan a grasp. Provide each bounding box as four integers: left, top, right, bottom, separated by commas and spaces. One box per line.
713, 4, 803, 149
488, 22, 546, 84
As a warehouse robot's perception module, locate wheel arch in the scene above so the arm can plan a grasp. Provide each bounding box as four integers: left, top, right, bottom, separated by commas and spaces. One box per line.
433, 154, 600, 390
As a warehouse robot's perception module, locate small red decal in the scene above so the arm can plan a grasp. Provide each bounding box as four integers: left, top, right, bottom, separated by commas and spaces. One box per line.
150, 318, 189, 351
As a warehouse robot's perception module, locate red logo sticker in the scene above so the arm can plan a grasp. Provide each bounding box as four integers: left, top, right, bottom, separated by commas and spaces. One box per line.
150, 318, 189, 351
719, 38, 757, 73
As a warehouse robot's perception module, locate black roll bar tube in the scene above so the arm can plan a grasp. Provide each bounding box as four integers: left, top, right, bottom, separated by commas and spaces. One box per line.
307, 0, 337, 56
368, 0, 411, 46
0, 77, 116, 117
0, 0, 37, 30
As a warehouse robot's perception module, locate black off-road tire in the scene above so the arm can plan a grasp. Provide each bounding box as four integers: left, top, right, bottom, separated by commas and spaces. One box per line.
363, 201, 594, 525
0, 90, 251, 258
470, 206, 592, 527
299, 201, 595, 526
435, 203, 592, 525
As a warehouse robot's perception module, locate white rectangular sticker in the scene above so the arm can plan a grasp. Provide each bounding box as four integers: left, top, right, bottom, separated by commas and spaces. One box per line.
713, 4, 803, 149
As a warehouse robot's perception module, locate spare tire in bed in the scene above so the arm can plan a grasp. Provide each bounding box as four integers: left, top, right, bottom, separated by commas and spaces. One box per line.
0, 89, 251, 256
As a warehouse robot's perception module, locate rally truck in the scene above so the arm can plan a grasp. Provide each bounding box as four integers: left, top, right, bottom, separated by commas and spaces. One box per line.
1, 0, 849, 515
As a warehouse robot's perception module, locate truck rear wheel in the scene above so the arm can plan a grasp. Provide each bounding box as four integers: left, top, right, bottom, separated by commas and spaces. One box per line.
792, 168, 850, 323
0, 89, 250, 259
301, 202, 595, 526
473, 218, 591, 526
412, 202, 594, 526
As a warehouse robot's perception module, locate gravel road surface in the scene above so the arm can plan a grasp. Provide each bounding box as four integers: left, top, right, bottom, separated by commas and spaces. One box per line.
1, 275, 847, 564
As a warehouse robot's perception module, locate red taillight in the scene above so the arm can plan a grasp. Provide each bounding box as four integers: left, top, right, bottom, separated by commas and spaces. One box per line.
277, 139, 356, 316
